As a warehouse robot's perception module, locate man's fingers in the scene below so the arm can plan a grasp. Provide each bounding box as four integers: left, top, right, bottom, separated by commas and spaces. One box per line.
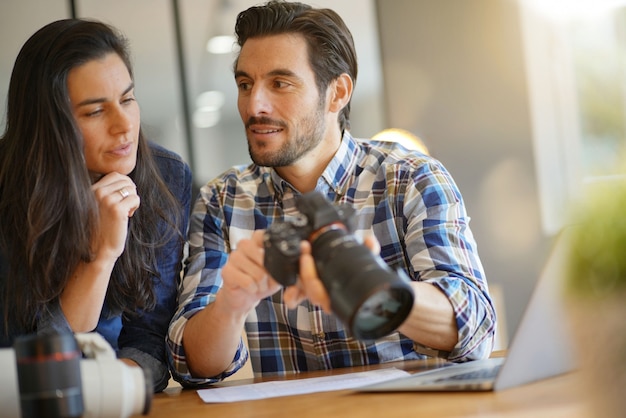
363, 234, 381, 255
298, 241, 331, 313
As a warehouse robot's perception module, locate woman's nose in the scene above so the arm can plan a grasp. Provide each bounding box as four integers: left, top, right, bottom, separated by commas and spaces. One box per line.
110, 107, 134, 134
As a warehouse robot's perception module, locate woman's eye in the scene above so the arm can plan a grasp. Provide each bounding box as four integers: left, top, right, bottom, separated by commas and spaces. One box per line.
85, 109, 103, 117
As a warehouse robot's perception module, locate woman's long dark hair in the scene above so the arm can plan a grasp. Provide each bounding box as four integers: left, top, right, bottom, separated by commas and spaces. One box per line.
0, 19, 182, 332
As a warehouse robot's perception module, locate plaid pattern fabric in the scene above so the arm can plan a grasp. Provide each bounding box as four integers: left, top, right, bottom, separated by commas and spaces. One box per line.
167, 132, 496, 386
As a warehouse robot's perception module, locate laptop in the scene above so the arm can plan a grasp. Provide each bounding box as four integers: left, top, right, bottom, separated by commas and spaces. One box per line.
359, 227, 577, 392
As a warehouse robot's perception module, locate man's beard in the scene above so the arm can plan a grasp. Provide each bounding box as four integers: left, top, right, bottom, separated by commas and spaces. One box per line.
248, 99, 326, 167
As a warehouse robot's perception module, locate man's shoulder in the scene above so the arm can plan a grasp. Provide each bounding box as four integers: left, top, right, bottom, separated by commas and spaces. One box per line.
208, 163, 264, 185
203, 164, 271, 197
357, 139, 433, 170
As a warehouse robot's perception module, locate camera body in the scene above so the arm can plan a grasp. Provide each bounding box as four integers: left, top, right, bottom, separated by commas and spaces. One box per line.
264, 191, 415, 341
0, 332, 151, 418
264, 192, 356, 288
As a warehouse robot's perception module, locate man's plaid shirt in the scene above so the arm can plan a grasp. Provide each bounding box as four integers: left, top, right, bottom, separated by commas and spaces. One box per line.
167, 132, 496, 386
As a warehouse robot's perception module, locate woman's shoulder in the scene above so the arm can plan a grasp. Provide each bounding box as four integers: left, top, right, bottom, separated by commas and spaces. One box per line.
149, 141, 186, 165
147, 141, 192, 204
148, 141, 191, 175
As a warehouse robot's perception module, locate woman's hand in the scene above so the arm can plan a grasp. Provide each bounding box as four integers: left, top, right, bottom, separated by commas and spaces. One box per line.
61, 172, 140, 332
90, 172, 140, 260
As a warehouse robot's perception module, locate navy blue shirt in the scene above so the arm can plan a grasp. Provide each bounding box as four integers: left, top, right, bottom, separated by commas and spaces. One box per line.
0, 142, 192, 392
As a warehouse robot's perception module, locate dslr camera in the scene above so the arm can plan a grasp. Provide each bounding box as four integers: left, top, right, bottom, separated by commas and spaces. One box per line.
264, 191, 414, 340
0, 332, 151, 418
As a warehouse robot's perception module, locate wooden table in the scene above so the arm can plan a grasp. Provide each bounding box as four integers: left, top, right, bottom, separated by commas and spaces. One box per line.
138, 358, 592, 418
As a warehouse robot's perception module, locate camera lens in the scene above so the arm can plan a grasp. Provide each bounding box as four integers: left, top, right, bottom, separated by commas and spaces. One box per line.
352, 285, 414, 338
310, 228, 414, 340
14, 332, 84, 418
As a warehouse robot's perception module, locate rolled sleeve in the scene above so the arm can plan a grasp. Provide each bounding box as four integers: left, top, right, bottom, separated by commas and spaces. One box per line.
167, 187, 249, 387
401, 162, 496, 361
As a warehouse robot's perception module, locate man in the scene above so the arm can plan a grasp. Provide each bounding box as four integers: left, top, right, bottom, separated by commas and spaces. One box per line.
167, 0, 495, 386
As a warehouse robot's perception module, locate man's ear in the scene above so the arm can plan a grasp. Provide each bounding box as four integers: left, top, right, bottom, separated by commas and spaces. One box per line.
328, 73, 353, 113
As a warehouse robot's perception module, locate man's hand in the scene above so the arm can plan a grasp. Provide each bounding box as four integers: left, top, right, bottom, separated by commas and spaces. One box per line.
219, 230, 283, 314
282, 234, 381, 313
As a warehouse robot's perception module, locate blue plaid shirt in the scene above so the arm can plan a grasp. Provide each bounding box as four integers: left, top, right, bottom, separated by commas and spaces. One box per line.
167, 132, 496, 386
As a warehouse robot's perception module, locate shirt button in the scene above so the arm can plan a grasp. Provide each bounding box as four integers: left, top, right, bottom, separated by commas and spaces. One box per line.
315, 332, 325, 340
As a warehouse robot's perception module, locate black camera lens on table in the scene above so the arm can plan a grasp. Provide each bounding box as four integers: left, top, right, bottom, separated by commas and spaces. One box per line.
14, 332, 84, 418
2, 332, 152, 418
264, 191, 415, 341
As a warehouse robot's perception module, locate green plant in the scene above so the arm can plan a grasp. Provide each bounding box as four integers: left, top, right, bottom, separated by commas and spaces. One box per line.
565, 178, 626, 298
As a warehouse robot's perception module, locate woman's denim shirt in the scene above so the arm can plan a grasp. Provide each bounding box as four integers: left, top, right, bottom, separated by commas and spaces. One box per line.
0, 142, 192, 392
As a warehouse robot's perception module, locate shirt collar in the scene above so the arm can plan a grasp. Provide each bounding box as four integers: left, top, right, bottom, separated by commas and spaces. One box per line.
268, 131, 361, 198
318, 131, 359, 197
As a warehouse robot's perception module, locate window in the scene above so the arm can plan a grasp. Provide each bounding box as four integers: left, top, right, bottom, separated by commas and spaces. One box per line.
519, 0, 626, 234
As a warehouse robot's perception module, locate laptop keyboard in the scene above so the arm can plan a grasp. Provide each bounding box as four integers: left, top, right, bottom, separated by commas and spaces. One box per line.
434, 364, 502, 382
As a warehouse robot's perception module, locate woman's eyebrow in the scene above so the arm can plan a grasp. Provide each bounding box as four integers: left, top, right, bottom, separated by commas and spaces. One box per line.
75, 82, 135, 107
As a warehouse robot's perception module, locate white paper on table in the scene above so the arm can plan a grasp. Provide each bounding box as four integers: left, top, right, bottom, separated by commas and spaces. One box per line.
197, 368, 410, 403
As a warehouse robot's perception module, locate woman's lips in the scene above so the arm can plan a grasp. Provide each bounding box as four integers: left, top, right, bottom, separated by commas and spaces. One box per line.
110, 143, 133, 156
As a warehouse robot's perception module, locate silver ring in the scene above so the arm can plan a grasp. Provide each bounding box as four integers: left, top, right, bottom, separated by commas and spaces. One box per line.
118, 188, 130, 199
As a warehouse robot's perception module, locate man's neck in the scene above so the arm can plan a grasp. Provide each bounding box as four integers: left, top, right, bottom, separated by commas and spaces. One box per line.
275, 132, 343, 193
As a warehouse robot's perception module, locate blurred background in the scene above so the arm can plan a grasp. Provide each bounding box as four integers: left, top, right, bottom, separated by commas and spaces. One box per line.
2, 0, 625, 347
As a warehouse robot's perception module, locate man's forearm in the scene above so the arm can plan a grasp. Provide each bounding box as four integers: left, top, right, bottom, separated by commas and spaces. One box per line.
182, 297, 248, 378
397, 282, 458, 351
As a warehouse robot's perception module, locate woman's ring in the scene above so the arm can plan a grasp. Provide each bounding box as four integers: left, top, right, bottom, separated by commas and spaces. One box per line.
118, 188, 130, 199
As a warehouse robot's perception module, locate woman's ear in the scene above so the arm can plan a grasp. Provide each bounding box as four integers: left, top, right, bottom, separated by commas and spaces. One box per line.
328, 73, 353, 113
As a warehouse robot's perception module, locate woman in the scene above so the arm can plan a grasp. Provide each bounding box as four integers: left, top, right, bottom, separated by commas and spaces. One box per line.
0, 19, 192, 392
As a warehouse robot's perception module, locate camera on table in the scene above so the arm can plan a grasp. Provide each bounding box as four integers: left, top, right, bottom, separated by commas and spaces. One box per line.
0, 332, 151, 418
264, 190, 415, 341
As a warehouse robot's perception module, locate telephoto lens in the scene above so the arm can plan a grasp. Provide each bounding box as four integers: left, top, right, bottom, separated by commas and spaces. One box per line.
294, 191, 415, 340
263, 191, 416, 341
308, 223, 415, 340
14, 332, 84, 418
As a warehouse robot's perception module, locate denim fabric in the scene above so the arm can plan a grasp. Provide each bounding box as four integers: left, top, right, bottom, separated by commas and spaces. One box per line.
0, 142, 192, 393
